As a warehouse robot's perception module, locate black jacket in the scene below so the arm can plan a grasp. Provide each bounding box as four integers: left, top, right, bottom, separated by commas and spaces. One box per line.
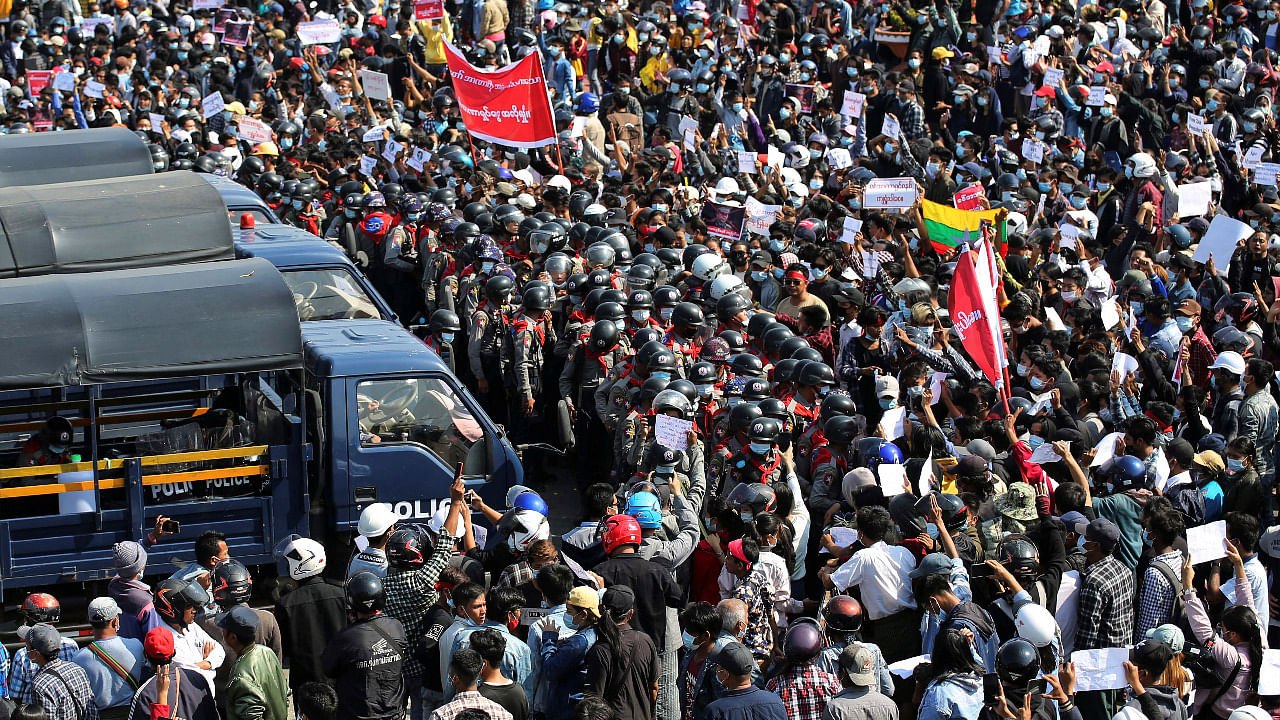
322, 615, 408, 720
275, 576, 348, 690
593, 553, 683, 648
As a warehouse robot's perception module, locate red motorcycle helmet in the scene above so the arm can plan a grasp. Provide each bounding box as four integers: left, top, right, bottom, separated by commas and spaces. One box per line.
20, 593, 61, 625
602, 514, 643, 554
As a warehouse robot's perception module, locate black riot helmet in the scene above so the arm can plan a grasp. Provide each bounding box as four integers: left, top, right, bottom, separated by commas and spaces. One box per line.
345, 570, 386, 613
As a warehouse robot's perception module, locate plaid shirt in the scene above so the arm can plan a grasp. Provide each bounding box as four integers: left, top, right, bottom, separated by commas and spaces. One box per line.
1186, 326, 1216, 389
1076, 554, 1136, 650
10, 640, 79, 703
428, 689, 514, 720
0, 642, 9, 698
730, 567, 774, 659
496, 559, 536, 589
1137, 550, 1184, 639
383, 529, 459, 679
30, 659, 99, 720
765, 662, 842, 720
897, 98, 926, 139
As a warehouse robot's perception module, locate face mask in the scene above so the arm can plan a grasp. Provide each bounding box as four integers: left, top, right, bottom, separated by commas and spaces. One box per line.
649, 46, 661, 55
1245, 121, 1258, 133
780, 53, 791, 63
740, 511, 754, 523
1062, 290, 1077, 302
908, 57, 921, 68
1016, 363, 1030, 377
847, 66, 858, 77
1038, 182, 1052, 193
769, 239, 786, 252
749, 442, 771, 455
1027, 434, 1045, 450
1132, 301, 1144, 316
1207, 99, 1219, 112
1101, 107, 1114, 118
1097, 182, 1111, 193
682, 631, 698, 650
809, 178, 823, 191
1030, 375, 1048, 391
1175, 316, 1194, 333
811, 267, 828, 280
800, 73, 812, 82
927, 162, 941, 178
732, 101, 744, 112
884, 142, 896, 155
696, 384, 715, 397
879, 398, 897, 410
441, 332, 455, 344
699, 48, 710, 59
780, 108, 792, 120
632, 310, 650, 323
1141, 529, 1152, 547
660, 307, 674, 322
1227, 458, 1245, 473
772, 268, 786, 279
925, 522, 940, 540
1071, 196, 1087, 209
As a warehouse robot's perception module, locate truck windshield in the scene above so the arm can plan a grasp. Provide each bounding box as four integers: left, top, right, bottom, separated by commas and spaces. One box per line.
280, 268, 383, 321
356, 377, 482, 471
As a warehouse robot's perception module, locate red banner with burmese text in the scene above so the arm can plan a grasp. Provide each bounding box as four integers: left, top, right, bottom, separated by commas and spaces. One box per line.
442, 40, 556, 148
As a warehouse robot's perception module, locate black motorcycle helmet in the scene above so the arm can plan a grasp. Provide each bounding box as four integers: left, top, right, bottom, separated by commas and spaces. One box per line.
210, 559, 253, 607
484, 275, 516, 304
824, 415, 860, 445
387, 526, 429, 568
149, 143, 170, 172
819, 392, 857, 422
729, 402, 763, 434
742, 377, 772, 401
994, 534, 1040, 579
595, 301, 626, 322
772, 358, 801, 384
730, 353, 765, 378
345, 570, 386, 613
718, 330, 746, 354
586, 268, 614, 291
638, 376, 672, 403
633, 327, 663, 348
996, 638, 1041, 687
716, 293, 752, 322
797, 361, 835, 388
154, 578, 195, 622
747, 417, 782, 444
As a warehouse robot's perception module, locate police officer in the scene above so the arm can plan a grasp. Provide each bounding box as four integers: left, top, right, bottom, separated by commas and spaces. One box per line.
709, 402, 761, 495
468, 275, 514, 424
424, 309, 462, 374
511, 284, 557, 419
809, 416, 860, 521
724, 418, 788, 488
561, 320, 629, 487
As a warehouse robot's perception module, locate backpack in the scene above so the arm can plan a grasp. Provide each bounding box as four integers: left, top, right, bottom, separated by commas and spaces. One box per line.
1137, 557, 1190, 632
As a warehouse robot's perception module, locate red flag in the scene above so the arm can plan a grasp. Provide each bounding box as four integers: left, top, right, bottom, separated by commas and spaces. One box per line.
442, 40, 557, 148
948, 250, 1003, 387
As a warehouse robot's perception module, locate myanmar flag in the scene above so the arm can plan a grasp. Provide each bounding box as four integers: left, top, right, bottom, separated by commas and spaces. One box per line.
920, 200, 1007, 256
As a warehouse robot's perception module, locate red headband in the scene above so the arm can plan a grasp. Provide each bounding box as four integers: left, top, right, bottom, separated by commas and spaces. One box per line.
728, 539, 751, 569
785, 270, 807, 282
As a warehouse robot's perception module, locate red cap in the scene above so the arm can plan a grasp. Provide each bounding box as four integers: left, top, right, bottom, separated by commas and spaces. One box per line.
1095, 60, 1115, 73
1033, 85, 1056, 98
239, 213, 255, 229
144, 627, 175, 662
368, 13, 386, 26
289, 56, 305, 70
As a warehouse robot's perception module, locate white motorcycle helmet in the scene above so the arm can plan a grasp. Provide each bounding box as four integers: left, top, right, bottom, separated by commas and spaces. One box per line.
691, 253, 728, 282
276, 536, 327, 581
707, 273, 747, 301
1014, 603, 1059, 648
498, 508, 551, 552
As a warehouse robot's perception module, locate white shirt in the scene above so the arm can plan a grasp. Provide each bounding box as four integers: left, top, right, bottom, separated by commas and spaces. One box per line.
1222, 554, 1270, 630
830, 541, 918, 620
167, 622, 224, 694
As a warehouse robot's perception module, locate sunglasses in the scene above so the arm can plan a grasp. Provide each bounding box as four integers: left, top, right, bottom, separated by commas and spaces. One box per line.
784, 279, 804, 285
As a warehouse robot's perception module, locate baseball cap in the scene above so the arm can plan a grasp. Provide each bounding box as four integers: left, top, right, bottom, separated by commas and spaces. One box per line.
1209, 351, 1246, 375
88, 597, 122, 623
217, 605, 260, 640
144, 627, 176, 662
1174, 298, 1201, 316
839, 643, 878, 686
956, 454, 988, 477
875, 375, 899, 399
910, 552, 954, 579
1194, 450, 1225, 476
1077, 517, 1121, 551
1130, 638, 1173, 676
1145, 624, 1185, 654
1059, 510, 1089, 529
567, 587, 601, 618
602, 585, 636, 616
714, 642, 756, 675
25, 624, 62, 658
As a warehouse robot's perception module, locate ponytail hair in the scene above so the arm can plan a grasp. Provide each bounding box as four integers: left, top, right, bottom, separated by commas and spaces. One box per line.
1222, 604, 1264, 693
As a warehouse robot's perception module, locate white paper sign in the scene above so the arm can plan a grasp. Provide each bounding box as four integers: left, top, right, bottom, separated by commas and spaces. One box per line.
52, 71, 75, 92
1028, 391, 1054, 417
841, 217, 863, 245
297, 19, 342, 45
148, 112, 166, 130
407, 147, 431, 172
1044, 306, 1067, 331
1257, 163, 1280, 187
841, 90, 866, 118
1029, 443, 1062, 464
881, 114, 900, 140
1245, 145, 1265, 171
1178, 182, 1213, 216
683, 128, 697, 151
738, 151, 757, 174
678, 115, 699, 139
192, 0, 223, 8
362, 126, 386, 143
1187, 519, 1228, 565
1071, 648, 1129, 692
201, 91, 224, 119
1043, 68, 1063, 87
889, 655, 930, 678
1111, 351, 1139, 380
382, 139, 403, 164
236, 116, 274, 144
825, 147, 852, 170
766, 145, 784, 169
1022, 139, 1044, 164
358, 154, 378, 176
929, 372, 946, 405
654, 414, 693, 451
877, 463, 909, 497
1090, 432, 1124, 468
1194, 215, 1252, 271
1100, 298, 1122, 330
323, 87, 342, 110
917, 451, 934, 495
1086, 86, 1107, 106
1258, 649, 1280, 696
745, 198, 780, 236
569, 116, 587, 139
82, 16, 114, 34
361, 69, 391, 101
879, 406, 906, 439
821, 527, 859, 554
1188, 113, 1207, 135
864, 178, 917, 209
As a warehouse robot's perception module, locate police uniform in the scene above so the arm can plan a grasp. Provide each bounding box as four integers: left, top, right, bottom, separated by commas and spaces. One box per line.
660, 330, 698, 378
808, 444, 852, 518
595, 365, 643, 432
708, 435, 744, 496
723, 446, 786, 489
467, 301, 509, 423
511, 312, 556, 414
613, 407, 648, 479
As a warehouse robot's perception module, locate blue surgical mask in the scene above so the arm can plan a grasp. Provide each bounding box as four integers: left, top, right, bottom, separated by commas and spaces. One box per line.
780, 108, 792, 120
1070, 196, 1087, 209
772, 268, 785, 279
1142, 529, 1152, 546
1038, 182, 1052, 192
751, 270, 767, 281
732, 102, 744, 112
1227, 458, 1245, 473
1016, 363, 1029, 377
651, 371, 672, 380
682, 631, 697, 650
1245, 121, 1258, 133
1027, 435, 1045, 450
1029, 375, 1046, 390
908, 57, 922, 67
1176, 316, 1194, 333
769, 239, 786, 252
879, 398, 897, 410
1132, 301, 1144, 316
1101, 106, 1114, 117
1097, 182, 1111, 193
441, 332, 455, 344
749, 442, 772, 455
